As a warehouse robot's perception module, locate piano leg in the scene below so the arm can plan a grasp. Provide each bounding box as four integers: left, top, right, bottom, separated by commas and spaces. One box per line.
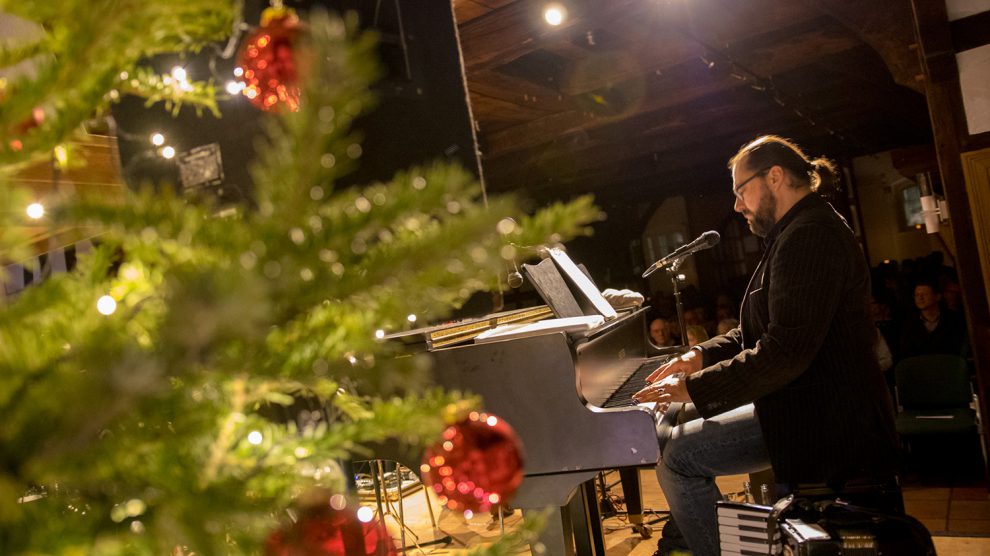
526, 478, 606, 556
530, 506, 577, 556
619, 467, 652, 539
572, 480, 606, 556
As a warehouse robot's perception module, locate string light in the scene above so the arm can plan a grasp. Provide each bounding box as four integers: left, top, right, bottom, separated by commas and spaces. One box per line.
225, 80, 244, 95
356, 506, 374, 523
167, 66, 193, 92
150, 132, 165, 146
406, 314, 417, 323
247, 431, 263, 445
26, 202, 45, 219
543, 3, 567, 26
53, 145, 69, 168
160, 146, 176, 159
96, 295, 117, 315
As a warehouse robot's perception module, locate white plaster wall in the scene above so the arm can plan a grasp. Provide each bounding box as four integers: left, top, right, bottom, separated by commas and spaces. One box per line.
853, 152, 945, 266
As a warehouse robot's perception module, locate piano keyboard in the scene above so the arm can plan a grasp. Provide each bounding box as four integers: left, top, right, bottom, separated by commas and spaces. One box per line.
600, 355, 673, 408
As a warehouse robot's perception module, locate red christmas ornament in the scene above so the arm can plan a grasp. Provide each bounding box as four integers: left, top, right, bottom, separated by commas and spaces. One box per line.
7, 107, 45, 152
420, 411, 524, 515
265, 493, 396, 556
237, 7, 302, 112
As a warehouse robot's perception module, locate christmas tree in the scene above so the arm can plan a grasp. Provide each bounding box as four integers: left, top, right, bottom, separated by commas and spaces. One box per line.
0, 2, 599, 554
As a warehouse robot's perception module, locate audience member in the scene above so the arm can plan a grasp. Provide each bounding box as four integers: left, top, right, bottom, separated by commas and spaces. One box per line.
714, 293, 737, 322
685, 324, 709, 346
899, 281, 969, 359
716, 318, 739, 336
941, 276, 963, 313
874, 328, 893, 374
650, 317, 677, 347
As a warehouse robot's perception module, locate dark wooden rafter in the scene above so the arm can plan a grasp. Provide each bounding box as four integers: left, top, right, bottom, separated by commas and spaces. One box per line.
457, 0, 644, 73
480, 38, 914, 190
451, 0, 936, 204
811, 0, 925, 94
481, 10, 892, 160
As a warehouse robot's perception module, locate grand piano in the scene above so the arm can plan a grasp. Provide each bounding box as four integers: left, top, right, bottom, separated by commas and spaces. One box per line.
383, 253, 680, 555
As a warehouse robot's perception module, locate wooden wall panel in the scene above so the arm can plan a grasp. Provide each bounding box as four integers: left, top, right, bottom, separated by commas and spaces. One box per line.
961, 147, 990, 315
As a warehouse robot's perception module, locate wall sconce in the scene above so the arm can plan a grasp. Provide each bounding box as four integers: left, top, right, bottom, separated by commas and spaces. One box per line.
917, 172, 947, 234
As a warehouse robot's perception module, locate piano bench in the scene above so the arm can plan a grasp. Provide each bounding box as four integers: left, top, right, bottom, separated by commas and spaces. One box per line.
780, 476, 904, 514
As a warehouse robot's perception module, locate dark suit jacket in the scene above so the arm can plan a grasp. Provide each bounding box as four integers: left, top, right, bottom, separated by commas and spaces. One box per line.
899, 309, 969, 359
686, 194, 899, 485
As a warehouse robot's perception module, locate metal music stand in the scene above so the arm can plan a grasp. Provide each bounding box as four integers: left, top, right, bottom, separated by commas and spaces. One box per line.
358, 459, 453, 553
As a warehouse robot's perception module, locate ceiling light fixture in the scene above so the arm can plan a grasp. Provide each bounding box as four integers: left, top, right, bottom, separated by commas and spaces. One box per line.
543, 3, 567, 26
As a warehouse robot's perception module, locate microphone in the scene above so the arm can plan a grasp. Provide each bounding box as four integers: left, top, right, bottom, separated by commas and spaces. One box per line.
642, 231, 720, 278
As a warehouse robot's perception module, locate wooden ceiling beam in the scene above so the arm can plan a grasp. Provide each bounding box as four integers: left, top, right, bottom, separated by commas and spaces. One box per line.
479, 28, 866, 160
467, 69, 573, 116
479, 57, 738, 158
483, 88, 786, 183
492, 102, 889, 198
808, 0, 924, 94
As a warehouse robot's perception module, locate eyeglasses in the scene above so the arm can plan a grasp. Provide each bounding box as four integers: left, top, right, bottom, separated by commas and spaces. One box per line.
732, 167, 770, 199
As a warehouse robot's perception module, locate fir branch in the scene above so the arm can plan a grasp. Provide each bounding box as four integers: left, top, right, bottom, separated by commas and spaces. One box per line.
116, 66, 221, 118
0, 0, 235, 171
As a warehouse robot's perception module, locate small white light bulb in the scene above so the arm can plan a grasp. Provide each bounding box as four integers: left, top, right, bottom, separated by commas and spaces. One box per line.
247, 431, 263, 445
356, 506, 375, 523
96, 295, 117, 315
407, 314, 417, 323
375, 329, 385, 339
26, 202, 45, 219
225, 81, 243, 95
233, 66, 244, 77
150, 132, 165, 146
171, 66, 187, 82
543, 4, 566, 26
161, 146, 176, 159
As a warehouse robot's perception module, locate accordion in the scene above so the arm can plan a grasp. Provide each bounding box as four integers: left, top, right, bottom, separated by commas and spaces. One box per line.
716, 501, 781, 555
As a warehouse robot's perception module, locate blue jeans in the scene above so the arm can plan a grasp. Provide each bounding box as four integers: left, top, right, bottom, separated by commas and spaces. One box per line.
656, 404, 770, 556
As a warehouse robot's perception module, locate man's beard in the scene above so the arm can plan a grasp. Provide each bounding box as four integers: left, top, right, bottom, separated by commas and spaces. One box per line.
744, 187, 777, 237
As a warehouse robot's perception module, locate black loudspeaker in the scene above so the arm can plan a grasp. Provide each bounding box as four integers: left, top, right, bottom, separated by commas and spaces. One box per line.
112, 0, 483, 204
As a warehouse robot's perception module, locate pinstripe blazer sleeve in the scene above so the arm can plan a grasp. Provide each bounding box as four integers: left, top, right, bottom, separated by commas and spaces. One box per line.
695, 326, 743, 366
685, 217, 852, 419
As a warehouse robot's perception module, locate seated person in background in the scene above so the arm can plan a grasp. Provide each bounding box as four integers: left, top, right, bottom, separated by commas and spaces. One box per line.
650, 317, 677, 347
899, 281, 969, 359
875, 328, 893, 374
715, 293, 737, 323
686, 324, 709, 346
716, 318, 739, 336
941, 276, 963, 313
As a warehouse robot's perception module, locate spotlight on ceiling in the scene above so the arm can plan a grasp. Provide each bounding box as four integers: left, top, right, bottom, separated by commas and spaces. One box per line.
543, 3, 567, 26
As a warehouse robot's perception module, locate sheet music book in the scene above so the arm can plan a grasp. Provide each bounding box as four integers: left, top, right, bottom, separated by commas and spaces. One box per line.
547, 248, 618, 320
474, 315, 605, 343
521, 258, 585, 318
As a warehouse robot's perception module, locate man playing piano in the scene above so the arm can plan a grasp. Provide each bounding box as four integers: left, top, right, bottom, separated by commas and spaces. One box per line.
634, 135, 899, 556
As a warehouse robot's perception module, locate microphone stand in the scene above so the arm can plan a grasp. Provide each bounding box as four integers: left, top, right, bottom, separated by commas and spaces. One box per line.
596, 257, 692, 539
667, 256, 689, 350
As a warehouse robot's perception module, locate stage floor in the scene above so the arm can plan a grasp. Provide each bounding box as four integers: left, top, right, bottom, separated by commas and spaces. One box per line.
370, 468, 990, 555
